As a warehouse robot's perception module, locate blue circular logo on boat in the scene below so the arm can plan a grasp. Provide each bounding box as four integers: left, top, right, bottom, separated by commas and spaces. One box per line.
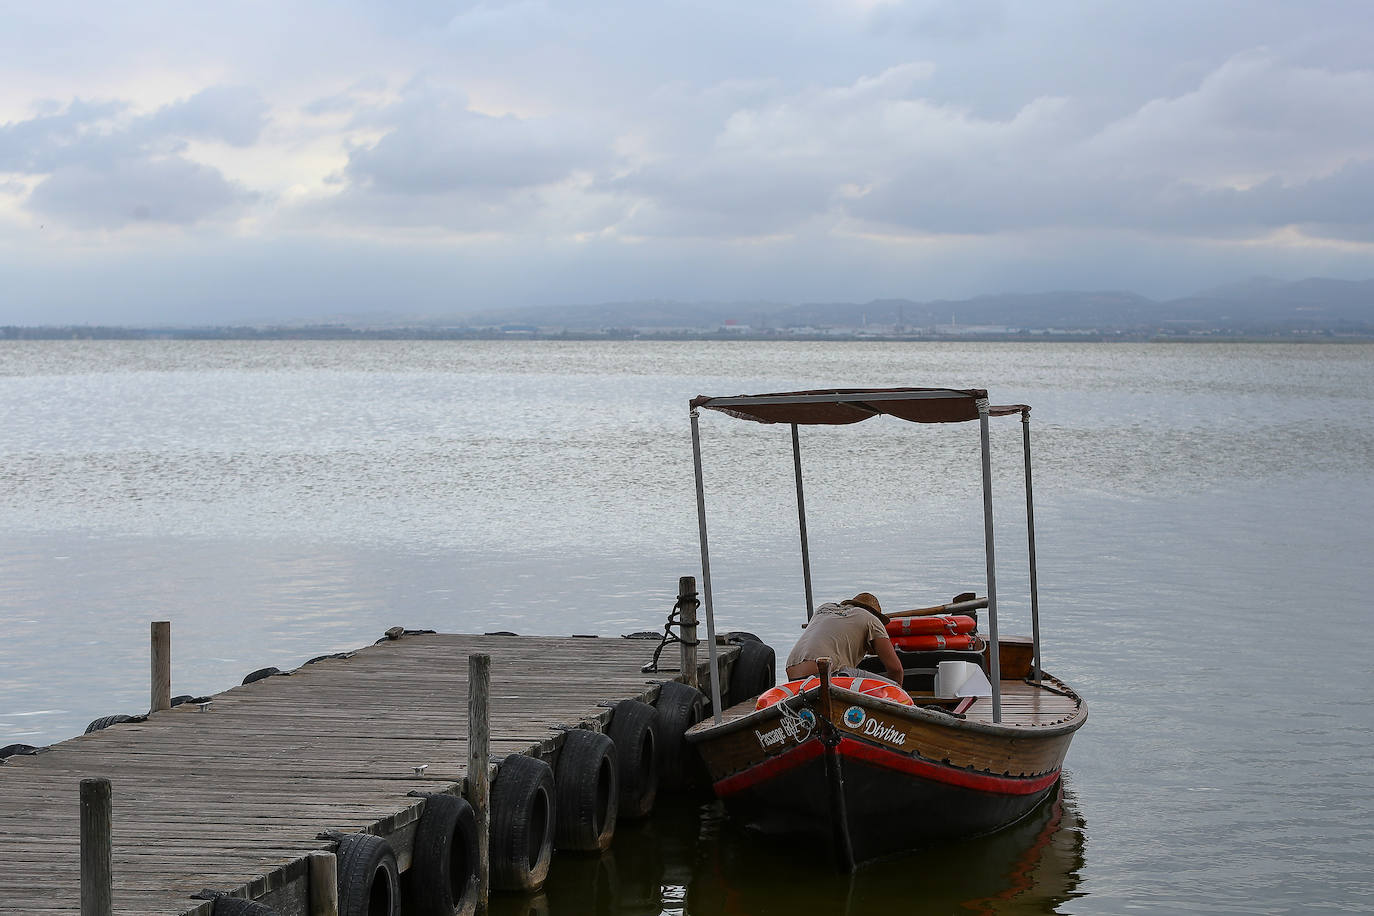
844, 706, 866, 728
798, 708, 816, 728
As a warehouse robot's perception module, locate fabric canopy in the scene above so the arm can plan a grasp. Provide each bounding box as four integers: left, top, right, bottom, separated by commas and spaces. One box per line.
690, 388, 1028, 425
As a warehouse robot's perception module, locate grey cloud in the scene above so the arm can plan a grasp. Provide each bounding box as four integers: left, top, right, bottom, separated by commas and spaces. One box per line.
301, 80, 622, 232
2, 89, 266, 228
305, 175, 625, 236
605, 161, 836, 239
605, 66, 1070, 239
0, 99, 130, 172
27, 158, 257, 229
1, 89, 266, 175
304, 77, 391, 116
1212, 162, 1374, 242
299, 36, 1374, 251
342, 85, 606, 195
1083, 51, 1374, 184
144, 87, 269, 147
649, 51, 1374, 243
868, 0, 1007, 41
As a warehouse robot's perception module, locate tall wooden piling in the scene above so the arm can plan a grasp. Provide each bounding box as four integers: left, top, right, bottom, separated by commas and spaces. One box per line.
467, 653, 491, 915
150, 620, 172, 713
678, 575, 699, 689
79, 777, 113, 916
308, 850, 338, 916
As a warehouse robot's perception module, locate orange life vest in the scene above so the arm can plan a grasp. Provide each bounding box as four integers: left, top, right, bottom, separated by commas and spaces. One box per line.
755, 676, 914, 710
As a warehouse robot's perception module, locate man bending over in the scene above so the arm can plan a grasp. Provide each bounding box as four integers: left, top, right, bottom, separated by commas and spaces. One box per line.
784, 592, 904, 686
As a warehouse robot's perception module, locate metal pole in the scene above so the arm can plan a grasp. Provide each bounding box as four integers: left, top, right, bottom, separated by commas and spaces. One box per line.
1022, 410, 1042, 683
978, 403, 1003, 723
690, 408, 725, 724
791, 423, 816, 620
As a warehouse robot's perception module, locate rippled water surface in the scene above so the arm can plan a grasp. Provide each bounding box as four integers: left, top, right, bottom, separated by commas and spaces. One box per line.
2, 340, 1372, 913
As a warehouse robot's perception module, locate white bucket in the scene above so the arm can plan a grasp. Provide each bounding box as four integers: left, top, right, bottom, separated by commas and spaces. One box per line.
935, 660, 993, 698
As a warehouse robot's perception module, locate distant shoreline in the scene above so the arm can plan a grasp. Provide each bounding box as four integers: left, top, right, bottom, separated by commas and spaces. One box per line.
3, 326, 1372, 343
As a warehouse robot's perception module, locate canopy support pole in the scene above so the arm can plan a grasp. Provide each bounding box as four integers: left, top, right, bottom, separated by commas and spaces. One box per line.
690, 408, 725, 724
791, 423, 816, 620
978, 402, 1003, 723
1022, 410, 1042, 683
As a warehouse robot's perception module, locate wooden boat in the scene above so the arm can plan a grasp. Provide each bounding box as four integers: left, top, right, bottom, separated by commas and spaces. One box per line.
682, 388, 1087, 868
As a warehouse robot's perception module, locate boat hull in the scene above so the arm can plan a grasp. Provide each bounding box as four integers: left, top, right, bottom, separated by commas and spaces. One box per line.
717, 733, 1061, 861
686, 678, 1084, 864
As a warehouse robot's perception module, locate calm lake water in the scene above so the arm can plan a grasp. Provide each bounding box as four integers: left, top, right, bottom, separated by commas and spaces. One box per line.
2, 340, 1372, 914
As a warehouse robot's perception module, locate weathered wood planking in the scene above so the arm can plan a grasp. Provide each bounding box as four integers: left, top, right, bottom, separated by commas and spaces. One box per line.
0, 633, 703, 916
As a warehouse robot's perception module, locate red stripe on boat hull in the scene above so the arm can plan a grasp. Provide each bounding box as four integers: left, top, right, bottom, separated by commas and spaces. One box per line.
834, 737, 1062, 795
714, 735, 1059, 798
714, 737, 825, 797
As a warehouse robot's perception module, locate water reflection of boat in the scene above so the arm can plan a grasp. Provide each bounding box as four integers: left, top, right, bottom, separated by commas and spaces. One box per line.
490, 786, 1086, 915
682, 388, 1087, 868
687, 781, 1087, 915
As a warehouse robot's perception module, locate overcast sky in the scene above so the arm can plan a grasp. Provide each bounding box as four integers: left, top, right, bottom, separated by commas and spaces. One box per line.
3, 0, 1373, 324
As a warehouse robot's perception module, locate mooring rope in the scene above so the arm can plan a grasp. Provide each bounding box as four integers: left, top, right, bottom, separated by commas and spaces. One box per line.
641, 590, 700, 673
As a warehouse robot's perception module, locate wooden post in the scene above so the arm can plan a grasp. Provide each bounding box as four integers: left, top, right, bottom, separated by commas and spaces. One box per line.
80, 777, 113, 916
678, 575, 699, 689
815, 657, 833, 722
150, 621, 172, 713
813, 658, 855, 872
308, 850, 339, 916
467, 653, 491, 915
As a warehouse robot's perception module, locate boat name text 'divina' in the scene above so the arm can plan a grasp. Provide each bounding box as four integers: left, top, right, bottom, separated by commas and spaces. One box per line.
755, 706, 910, 750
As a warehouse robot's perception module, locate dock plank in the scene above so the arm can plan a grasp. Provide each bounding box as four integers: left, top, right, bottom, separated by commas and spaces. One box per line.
0, 633, 704, 915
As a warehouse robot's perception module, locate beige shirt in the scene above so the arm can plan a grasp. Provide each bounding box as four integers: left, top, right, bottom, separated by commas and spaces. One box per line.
785, 602, 888, 671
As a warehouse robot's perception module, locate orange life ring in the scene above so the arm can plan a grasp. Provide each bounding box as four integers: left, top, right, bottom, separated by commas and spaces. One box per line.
754, 676, 914, 710
885, 614, 976, 637
890, 633, 980, 651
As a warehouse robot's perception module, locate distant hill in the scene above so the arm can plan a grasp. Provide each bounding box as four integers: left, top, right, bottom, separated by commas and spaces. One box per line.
6, 277, 1371, 338
1162, 277, 1374, 329
456, 277, 1374, 333
461, 299, 773, 330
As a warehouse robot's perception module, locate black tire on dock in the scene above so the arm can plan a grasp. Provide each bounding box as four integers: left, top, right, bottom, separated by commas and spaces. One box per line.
241, 667, 281, 685
212, 897, 279, 916
336, 833, 401, 916
728, 639, 776, 707
654, 681, 708, 792
553, 729, 618, 853
0, 744, 37, 759
407, 794, 478, 916
490, 754, 556, 892
84, 714, 133, 735
606, 699, 658, 820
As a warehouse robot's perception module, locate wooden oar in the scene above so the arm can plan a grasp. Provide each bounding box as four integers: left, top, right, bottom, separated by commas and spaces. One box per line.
886, 596, 988, 620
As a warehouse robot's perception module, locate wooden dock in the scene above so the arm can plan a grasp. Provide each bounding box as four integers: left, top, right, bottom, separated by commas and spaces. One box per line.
0, 631, 729, 915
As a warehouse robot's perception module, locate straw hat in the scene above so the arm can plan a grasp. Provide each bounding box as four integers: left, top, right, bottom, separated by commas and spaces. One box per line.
842, 592, 885, 621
